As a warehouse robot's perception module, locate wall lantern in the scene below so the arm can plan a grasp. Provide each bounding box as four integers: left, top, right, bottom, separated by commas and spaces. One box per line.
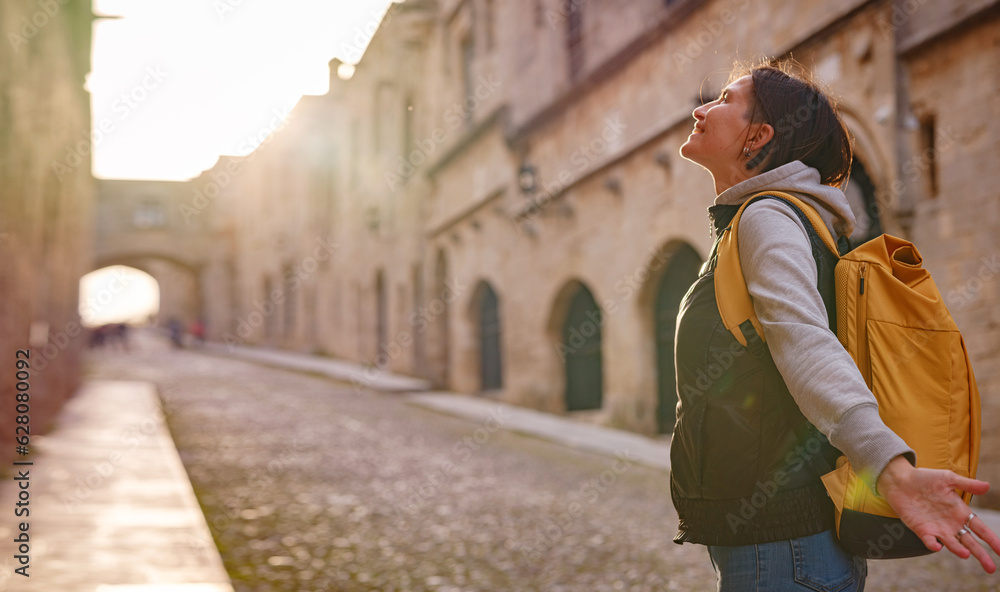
518, 163, 537, 195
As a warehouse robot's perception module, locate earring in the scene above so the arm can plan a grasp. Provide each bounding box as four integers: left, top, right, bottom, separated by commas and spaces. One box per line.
743, 146, 752, 158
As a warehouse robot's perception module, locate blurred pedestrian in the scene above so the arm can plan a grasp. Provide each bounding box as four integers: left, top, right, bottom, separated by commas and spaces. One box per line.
103, 322, 130, 352
88, 324, 106, 349
167, 317, 183, 348
189, 317, 205, 346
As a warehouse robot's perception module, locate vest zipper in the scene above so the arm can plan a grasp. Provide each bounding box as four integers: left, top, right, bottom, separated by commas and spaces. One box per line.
857, 262, 871, 385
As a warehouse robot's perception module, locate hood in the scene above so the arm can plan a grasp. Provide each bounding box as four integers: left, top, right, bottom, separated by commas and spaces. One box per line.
714, 161, 856, 238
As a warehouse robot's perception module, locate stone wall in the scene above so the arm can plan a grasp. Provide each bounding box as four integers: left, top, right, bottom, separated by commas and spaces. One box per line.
900, 4, 1000, 506
0, 0, 95, 471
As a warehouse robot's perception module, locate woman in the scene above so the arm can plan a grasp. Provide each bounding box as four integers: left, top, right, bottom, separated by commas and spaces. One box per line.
670, 60, 1000, 591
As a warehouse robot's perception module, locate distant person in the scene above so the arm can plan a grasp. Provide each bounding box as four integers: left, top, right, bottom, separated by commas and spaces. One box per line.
189, 317, 206, 345
167, 317, 184, 348
113, 322, 130, 352
88, 325, 106, 349
99, 322, 128, 352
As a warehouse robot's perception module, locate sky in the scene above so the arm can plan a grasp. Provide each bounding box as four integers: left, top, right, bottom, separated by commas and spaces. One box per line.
90, 0, 396, 181
84, 0, 395, 325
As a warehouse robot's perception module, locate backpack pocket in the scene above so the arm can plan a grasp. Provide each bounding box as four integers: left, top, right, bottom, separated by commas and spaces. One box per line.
867, 321, 952, 467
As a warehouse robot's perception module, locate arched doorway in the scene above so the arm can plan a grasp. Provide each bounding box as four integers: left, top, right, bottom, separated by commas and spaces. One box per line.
845, 157, 883, 246
476, 282, 503, 391
563, 286, 603, 411
375, 268, 388, 361
283, 262, 296, 342
653, 244, 702, 433
263, 275, 277, 343
411, 263, 426, 375
431, 249, 451, 388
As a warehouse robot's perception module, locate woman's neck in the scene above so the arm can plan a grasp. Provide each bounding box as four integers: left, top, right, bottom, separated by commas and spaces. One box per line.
712, 165, 755, 195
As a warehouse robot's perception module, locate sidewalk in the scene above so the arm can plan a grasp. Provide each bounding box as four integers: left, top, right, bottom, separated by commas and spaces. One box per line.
201, 342, 431, 392
408, 392, 671, 471
0, 381, 233, 592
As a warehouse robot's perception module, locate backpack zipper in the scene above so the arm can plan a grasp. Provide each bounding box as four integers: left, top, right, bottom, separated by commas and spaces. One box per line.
857, 262, 871, 386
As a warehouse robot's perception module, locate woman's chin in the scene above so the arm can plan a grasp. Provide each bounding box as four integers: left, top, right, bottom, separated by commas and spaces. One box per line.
678, 142, 700, 163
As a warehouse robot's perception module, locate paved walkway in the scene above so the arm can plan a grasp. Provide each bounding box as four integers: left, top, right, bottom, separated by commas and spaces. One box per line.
206, 342, 672, 470
0, 380, 233, 592
207, 341, 1000, 534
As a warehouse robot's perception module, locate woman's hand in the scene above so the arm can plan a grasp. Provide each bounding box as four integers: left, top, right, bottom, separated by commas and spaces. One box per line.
877, 455, 1000, 572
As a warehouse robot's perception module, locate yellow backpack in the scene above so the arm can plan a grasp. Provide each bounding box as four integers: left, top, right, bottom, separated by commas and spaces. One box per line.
715, 191, 982, 559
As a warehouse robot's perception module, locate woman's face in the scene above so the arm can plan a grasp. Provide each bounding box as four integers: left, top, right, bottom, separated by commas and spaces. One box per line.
679, 75, 755, 177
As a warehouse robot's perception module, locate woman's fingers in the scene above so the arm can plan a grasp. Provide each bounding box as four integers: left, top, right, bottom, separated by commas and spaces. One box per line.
920, 533, 943, 553
939, 532, 971, 559
951, 475, 991, 496
958, 527, 997, 573
970, 514, 1000, 557
934, 507, 1000, 572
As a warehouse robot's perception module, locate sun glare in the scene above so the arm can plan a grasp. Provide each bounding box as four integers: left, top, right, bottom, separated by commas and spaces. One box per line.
79, 266, 160, 327
90, 0, 395, 181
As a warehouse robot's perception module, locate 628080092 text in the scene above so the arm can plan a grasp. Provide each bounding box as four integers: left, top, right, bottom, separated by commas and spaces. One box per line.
13, 348, 32, 577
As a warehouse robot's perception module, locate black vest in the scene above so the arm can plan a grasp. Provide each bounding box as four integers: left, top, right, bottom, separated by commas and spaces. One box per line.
669, 198, 843, 546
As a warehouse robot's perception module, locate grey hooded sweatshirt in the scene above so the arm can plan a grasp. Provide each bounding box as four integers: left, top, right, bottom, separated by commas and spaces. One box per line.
715, 160, 915, 490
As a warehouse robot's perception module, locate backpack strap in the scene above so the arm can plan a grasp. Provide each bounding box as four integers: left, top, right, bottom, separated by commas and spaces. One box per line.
714, 190, 843, 356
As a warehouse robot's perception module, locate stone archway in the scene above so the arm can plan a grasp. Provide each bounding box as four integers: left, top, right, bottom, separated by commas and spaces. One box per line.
471, 280, 503, 392
838, 107, 895, 234
652, 243, 703, 434
90, 255, 200, 329
845, 157, 883, 246
562, 284, 603, 412
79, 265, 160, 327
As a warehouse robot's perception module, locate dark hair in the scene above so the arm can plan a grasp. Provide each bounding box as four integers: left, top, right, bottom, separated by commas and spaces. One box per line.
732, 60, 853, 187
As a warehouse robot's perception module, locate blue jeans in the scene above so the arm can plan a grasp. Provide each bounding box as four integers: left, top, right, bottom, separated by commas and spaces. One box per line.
707, 530, 867, 591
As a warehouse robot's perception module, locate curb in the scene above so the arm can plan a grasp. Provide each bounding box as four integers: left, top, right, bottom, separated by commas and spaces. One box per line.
200, 342, 431, 392
405, 391, 671, 471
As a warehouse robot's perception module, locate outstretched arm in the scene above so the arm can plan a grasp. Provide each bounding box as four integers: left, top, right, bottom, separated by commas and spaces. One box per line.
739, 200, 1000, 570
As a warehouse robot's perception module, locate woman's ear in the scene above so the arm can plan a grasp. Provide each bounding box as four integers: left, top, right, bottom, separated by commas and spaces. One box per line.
750, 123, 774, 151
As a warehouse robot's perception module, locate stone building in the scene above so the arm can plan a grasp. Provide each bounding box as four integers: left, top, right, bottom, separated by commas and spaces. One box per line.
93, 178, 226, 327
0, 0, 95, 468
209, 0, 1000, 505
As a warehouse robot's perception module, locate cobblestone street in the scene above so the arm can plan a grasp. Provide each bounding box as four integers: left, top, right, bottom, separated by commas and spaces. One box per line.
84, 334, 1000, 592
